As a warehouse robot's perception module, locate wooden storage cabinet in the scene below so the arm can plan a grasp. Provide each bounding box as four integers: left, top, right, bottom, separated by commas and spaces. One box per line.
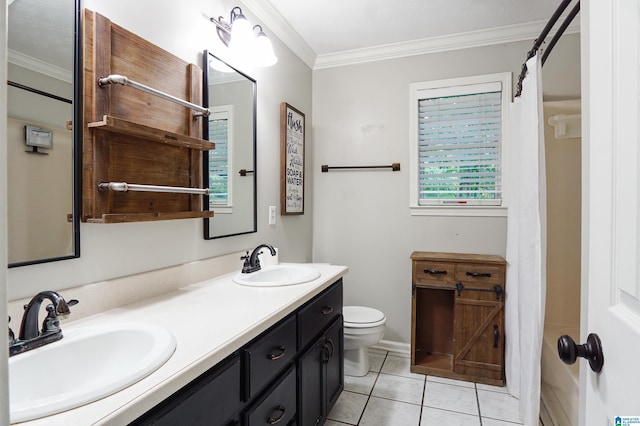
410, 252, 506, 386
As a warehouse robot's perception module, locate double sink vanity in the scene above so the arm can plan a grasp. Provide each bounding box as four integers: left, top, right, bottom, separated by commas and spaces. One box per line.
8, 259, 347, 425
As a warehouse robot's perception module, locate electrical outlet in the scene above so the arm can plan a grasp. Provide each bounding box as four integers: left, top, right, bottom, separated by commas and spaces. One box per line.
269, 205, 276, 225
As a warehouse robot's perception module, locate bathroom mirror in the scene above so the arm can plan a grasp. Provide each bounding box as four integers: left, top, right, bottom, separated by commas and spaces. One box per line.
7, 0, 81, 267
203, 51, 257, 239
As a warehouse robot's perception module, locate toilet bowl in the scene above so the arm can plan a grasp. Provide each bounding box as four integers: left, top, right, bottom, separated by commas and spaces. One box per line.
343, 306, 386, 377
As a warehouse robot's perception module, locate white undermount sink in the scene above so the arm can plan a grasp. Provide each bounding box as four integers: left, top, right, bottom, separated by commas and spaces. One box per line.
10, 322, 176, 423
233, 264, 321, 287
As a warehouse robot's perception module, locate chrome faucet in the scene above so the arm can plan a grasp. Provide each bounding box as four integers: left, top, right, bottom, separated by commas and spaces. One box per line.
241, 244, 277, 273
9, 291, 78, 356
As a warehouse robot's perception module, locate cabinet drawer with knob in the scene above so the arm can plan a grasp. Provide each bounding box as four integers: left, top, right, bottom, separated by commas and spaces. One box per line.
413, 261, 455, 285
298, 280, 343, 350
454, 263, 503, 285
244, 314, 297, 400
244, 365, 297, 426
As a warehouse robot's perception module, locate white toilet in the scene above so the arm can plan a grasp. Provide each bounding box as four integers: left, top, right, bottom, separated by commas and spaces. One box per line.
343, 305, 386, 376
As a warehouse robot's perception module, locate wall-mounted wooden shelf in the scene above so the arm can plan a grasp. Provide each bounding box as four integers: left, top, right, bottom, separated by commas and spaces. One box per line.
82, 10, 212, 223
88, 115, 216, 151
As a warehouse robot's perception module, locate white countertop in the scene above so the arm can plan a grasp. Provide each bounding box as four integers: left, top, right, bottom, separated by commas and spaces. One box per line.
16, 263, 348, 425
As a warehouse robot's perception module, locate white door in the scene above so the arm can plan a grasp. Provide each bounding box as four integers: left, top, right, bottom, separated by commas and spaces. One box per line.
582, 0, 640, 423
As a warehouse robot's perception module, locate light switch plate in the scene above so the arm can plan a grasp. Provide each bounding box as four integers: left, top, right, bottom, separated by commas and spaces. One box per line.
269, 205, 276, 225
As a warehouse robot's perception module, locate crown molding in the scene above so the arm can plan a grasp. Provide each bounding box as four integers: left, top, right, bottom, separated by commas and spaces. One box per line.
241, 0, 317, 69
239, 1, 580, 72
315, 18, 580, 69
8, 49, 72, 83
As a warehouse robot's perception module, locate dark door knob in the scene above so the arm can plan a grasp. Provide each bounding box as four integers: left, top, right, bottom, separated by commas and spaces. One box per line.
557, 333, 604, 373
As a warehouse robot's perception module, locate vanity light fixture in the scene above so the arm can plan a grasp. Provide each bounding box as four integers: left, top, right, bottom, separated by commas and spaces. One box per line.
210, 6, 278, 67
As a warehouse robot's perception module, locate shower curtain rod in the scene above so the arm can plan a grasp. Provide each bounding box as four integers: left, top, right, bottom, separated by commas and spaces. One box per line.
515, 0, 580, 97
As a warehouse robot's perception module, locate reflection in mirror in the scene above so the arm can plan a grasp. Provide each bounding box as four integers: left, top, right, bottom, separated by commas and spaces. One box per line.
7, 0, 81, 267
203, 51, 257, 239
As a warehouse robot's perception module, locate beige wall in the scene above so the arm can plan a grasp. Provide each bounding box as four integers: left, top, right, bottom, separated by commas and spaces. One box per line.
7, 118, 73, 263
544, 100, 582, 327
7, 0, 313, 300
311, 34, 581, 343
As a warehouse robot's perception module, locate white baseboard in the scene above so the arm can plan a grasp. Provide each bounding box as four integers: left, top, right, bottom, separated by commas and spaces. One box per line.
371, 339, 411, 355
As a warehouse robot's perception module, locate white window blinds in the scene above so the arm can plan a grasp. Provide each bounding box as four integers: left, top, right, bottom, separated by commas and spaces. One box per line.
417, 83, 503, 205
208, 114, 229, 205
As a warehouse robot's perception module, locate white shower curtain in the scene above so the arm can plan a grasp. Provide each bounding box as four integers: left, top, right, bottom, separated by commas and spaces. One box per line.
504, 55, 547, 426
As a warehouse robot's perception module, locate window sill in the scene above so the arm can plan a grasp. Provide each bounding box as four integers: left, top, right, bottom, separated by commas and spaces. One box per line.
211, 206, 233, 214
410, 205, 507, 217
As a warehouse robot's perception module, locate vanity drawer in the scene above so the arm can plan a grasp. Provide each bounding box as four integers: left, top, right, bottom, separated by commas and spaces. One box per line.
244, 365, 297, 426
298, 280, 343, 350
244, 314, 297, 400
413, 261, 455, 284
454, 264, 503, 284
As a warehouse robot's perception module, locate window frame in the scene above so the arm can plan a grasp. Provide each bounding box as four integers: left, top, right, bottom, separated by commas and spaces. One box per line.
409, 72, 511, 217
208, 105, 234, 214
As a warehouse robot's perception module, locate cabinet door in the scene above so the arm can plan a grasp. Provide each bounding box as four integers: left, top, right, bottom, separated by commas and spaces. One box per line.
324, 317, 344, 415
453, 290, 504, 382
131, 354, 241, 426
298, 337, 324, 426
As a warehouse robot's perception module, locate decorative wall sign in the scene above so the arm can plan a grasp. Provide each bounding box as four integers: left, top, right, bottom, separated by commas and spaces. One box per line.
280, 102, 305, 215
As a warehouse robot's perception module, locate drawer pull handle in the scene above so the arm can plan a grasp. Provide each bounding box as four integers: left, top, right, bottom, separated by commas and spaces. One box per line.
494, 325, 499, 348
321, 306, 334, 315
269, 346, 287, 360
324, 338, 335, 362
267, 405, 286, 424
455, 283, 504, 299
466, 271, 492, 278
424, 269, 447, 275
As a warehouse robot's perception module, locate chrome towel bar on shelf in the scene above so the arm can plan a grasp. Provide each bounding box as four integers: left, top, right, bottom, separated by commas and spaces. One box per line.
97, 74, 211, 117
98, 182, 210, 195
321, 163, 401, 172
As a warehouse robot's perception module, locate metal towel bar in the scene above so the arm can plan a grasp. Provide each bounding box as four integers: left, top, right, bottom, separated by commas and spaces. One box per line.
321, 163, 400, 172
98, 182, 210, 195
97, 74, 211, 117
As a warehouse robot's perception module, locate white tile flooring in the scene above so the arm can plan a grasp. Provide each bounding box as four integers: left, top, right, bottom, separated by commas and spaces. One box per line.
327, 349, 525, 426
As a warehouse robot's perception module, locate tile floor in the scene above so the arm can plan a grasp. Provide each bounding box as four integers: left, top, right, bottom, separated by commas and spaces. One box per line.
327, 349, 525, 426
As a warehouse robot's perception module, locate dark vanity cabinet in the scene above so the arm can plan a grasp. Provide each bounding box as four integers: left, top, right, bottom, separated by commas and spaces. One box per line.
131, 353, 243, 425
298, 317, 344, 425
131, 279, 343, 426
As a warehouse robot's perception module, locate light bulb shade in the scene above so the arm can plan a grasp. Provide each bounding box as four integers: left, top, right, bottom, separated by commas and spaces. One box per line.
229, 15, 253, 53
253, 33, 278, 67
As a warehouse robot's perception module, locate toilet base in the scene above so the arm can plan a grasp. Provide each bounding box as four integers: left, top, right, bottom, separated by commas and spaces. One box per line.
344, 347, 370, 377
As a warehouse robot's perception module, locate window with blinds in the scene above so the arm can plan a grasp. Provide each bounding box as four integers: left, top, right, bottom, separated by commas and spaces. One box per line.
410, 75, 509, 211
208, 109, 232, 206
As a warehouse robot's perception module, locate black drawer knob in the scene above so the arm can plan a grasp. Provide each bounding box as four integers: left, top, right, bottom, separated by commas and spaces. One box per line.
424, 269, 447, 275
321, 306, 334, 315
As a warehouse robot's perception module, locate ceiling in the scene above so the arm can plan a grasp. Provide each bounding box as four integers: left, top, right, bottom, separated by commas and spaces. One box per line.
8, 0, 74, 78
245, 0, 579, 68
7, 0, 578, 75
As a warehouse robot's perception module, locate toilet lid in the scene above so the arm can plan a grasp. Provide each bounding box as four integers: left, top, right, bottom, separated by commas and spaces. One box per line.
343, 306, 385, 326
